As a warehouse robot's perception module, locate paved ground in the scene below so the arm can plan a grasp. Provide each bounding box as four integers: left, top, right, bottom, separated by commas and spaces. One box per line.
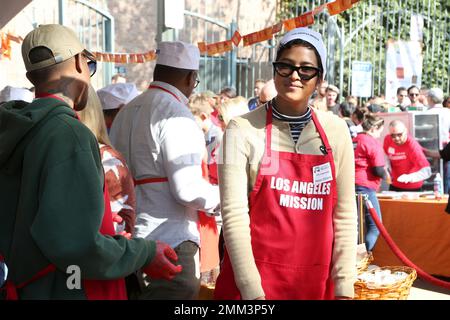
198, 275, 450, 300
408, 278, 450, 300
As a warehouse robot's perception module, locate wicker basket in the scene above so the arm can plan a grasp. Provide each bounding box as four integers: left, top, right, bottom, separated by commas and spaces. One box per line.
354, 266, 417, 300
356, 251, 374, 274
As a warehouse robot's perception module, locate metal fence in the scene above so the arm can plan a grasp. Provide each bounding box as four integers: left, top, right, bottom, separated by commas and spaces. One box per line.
173, 9, 235, 95
279, 0, 450, 100
176, 0, 449, 100
59, 0, 114, 88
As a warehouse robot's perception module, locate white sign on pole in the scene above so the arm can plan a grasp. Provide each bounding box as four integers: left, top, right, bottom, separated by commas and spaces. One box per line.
410, 14, 424, 41
164, 0, 185, 30
385, 39, 423, 104
351, 61, 373, 98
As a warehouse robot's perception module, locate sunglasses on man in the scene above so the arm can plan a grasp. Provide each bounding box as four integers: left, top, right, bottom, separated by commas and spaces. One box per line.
80, 50, 97, 77
390, 132, 404, 138
272, 62, 321, 81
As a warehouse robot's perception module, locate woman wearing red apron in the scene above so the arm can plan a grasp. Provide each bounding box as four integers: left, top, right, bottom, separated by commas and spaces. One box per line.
214, 27, 357, 300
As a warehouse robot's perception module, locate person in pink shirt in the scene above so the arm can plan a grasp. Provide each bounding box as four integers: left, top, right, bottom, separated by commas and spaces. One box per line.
353, 114, 387, 251
383, 120, 431, 191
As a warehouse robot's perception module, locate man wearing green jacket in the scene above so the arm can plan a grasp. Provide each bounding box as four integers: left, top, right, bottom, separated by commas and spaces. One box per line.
0, 24, 181, 300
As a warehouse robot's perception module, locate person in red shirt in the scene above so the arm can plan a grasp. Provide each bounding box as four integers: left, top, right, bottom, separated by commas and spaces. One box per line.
383, 120, 431, 191
353, 114, 387, 252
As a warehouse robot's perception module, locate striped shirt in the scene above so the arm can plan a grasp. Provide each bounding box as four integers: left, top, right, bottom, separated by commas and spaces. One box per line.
267, 100, 312, 143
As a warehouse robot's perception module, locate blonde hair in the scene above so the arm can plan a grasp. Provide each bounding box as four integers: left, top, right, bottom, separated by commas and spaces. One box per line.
218, 96, 248, 125
78, 84, 112, 145
189, 93, 213, 116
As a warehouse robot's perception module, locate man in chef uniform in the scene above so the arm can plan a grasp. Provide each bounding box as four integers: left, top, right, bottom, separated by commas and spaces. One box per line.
110, 41, 220, 300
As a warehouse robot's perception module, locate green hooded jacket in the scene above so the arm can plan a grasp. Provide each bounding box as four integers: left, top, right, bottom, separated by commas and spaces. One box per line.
0, 98, 155, 299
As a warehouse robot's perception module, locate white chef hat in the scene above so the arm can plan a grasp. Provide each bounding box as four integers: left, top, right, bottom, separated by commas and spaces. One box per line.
0, 86, 34, 103
97, 83, 140, 110
279, 27, 327, 78
156, 41, 200, 70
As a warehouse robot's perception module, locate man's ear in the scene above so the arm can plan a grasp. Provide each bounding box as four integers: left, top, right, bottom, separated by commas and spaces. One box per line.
188, 71, 197, 86
200, 112, 209, 121
74, 54, 83, 74
25, 72, 33, 84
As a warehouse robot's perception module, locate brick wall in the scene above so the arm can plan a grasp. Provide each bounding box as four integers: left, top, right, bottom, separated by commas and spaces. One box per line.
106, 0, 277, 91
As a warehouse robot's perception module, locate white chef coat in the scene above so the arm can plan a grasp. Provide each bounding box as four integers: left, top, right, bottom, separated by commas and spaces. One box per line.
110, 81, 220, 247
425, 104, 450, 148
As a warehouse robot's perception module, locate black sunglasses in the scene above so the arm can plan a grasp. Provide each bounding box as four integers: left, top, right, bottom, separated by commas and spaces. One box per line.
87, 60, 97, 77
390, 132, 404, 138
272, 62, 321, 80
81, 50, 97, 77
409, 93, 419, 97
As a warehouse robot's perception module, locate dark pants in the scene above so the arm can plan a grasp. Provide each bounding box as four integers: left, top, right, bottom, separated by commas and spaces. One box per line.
355, 185, 382, 252
139, 241, 200, 300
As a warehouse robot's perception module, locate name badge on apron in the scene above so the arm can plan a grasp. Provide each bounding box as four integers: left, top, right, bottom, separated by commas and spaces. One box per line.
313, 162, 333, 184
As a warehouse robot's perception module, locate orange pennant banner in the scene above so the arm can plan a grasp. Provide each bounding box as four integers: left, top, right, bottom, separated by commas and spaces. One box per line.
327, 0, 353, 16
144, 50, 156, 61
272, 22, 283, 34
7, 33, 23, 43
93, 52, 102, 61
231, 30, 242, 46
258, 27, 273, 42
249, 32, 260, 45
198, 41, 207, 53
129, 54, 137, 63
283, 18, 297, 32
243, 32, 256, 46
1, 33, 12, 59
223, 40, 233, 52
216, 41, 225, 53
207, 43, 218, 55
83, 0, 360, 63
295, 12, 314, 28
312, 4, 327, 15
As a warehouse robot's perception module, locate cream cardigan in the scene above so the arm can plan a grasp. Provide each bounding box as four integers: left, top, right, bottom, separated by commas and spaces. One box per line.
218, 106, 357, 299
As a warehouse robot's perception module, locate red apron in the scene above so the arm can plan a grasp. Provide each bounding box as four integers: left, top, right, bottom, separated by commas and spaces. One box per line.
198, 158, 219, 273
1, 179, 127, 299
214, 105, 337, 300
82, 181, 127, 300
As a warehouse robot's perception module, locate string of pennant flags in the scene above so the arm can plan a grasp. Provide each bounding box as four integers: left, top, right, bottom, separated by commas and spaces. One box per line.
93, 0, 360, 63
0, 0, 359, 63
200, 0, 360, 55
0, 32, 23, 60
